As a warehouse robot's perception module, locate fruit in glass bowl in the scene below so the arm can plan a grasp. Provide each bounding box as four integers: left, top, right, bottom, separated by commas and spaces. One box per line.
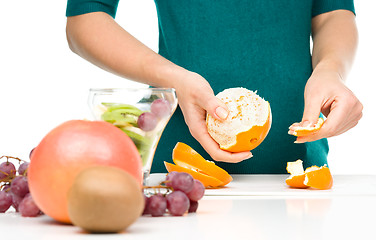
88, 88, 178, 184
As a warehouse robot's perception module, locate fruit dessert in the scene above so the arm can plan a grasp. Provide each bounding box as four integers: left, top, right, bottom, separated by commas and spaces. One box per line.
100, 98, 173, 173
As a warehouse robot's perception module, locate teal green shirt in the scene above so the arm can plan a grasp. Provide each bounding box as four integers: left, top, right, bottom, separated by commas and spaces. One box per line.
66, 0, 355, 174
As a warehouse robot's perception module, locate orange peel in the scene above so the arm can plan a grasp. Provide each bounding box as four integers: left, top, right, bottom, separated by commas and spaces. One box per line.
285, 160, 309, 188
288, 118, 324, 137
304, 165, 333, 190
285, 159, 333, 190
164, 142, 233, 188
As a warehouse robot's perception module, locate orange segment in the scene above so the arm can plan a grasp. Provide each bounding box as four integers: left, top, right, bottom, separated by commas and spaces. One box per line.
164, 162, 224, 188
172, 142, 233, 185
289, 118, 324, 137
304, 165, 333, 190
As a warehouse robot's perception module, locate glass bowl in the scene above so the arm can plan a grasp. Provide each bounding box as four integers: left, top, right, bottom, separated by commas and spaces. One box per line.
88, 88, 178, 184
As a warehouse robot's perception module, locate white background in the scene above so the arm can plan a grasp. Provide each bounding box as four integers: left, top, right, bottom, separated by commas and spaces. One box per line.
0, 1, 375, 174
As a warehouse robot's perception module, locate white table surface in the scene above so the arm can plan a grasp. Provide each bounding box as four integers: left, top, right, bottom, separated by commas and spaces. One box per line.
2, 174, 376, 240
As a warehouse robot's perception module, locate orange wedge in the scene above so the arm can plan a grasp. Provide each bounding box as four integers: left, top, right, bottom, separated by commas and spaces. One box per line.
288, 118, 324, 137
164, 142, 233, 188
285, 159, 333, 190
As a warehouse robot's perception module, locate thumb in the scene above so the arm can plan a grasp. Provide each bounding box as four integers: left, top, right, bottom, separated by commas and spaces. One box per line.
301, 96, 323, 126
201, 95, 229, 120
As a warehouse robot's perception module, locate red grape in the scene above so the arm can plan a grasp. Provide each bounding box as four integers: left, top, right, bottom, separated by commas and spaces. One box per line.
10, 176, 29, 198
137, 112, 158, 131
19, 193, 41, 217
188, 200, 199, 213
165, 171, 178, 187
148, 194, 167, 217
142, 194, 151, 215
171, 172, 194, 193
186, 179, 205, 201
0, 190, 12, 213
151, 99, 171, 118
18, 162, 29, 176
0, 162, 16, 180
166, 191, 189, 216
11, 192, 23, 212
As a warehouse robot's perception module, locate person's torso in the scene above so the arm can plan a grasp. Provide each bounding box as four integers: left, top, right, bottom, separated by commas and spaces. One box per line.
152, 0, 328, 174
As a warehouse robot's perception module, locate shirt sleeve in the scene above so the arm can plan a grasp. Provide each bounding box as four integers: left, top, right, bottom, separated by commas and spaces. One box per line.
312, 0, 355, 17
66, 0, 120, 18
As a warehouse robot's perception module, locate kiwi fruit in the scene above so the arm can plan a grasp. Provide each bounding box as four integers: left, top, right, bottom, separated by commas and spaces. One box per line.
67, 166, 144, 233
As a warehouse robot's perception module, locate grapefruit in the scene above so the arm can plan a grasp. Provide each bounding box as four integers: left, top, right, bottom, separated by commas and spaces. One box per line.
28, 120, 142, 223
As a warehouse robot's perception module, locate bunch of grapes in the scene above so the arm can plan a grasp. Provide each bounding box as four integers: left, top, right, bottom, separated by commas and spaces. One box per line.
0, 156, 42, 217
143, 171, 205, 217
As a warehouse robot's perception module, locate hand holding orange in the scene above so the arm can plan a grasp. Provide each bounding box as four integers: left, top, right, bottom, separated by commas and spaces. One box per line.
206, 87, 271, 153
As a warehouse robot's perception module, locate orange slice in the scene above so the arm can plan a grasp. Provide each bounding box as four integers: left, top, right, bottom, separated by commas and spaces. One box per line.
288, 118, 324, 137
164, 142, 233, 187
285, 160, 333, 190
206, 87, 271, 152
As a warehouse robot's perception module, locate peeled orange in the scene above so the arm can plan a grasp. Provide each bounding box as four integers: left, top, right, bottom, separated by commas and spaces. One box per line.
206, 87, 271, 152
288, 118, 324, 137
164, 142, 232, 188
285, 159, 333, 190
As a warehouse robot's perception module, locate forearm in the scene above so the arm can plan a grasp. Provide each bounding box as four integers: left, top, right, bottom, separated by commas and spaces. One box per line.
311, 10, 358, 80
66, 12, 186, 88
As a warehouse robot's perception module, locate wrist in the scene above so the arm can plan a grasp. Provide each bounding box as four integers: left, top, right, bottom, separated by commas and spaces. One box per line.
141, 52, 191, 89
312, 59, 345, 81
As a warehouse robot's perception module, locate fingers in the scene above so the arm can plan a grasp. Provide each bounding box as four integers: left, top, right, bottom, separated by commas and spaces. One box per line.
198, 93, 229, 120
301, 95, 323, 127
183, 103, 252, 163
295, 95, 363, 143
176, 73, 251, 163
196, 132, 253, 163
188, 112, 252, 163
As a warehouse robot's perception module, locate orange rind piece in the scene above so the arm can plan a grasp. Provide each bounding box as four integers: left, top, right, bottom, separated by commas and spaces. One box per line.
285, 159, 333, 190
285, 160, 309, 188
164, 162, 223, 188
164, 142, 233, 188
304, 165, 333, 190
288, 118, 324, 137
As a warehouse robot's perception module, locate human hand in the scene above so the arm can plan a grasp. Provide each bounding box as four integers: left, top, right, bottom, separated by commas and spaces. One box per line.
290, 69, 363, 143
174, 71, 253, 163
